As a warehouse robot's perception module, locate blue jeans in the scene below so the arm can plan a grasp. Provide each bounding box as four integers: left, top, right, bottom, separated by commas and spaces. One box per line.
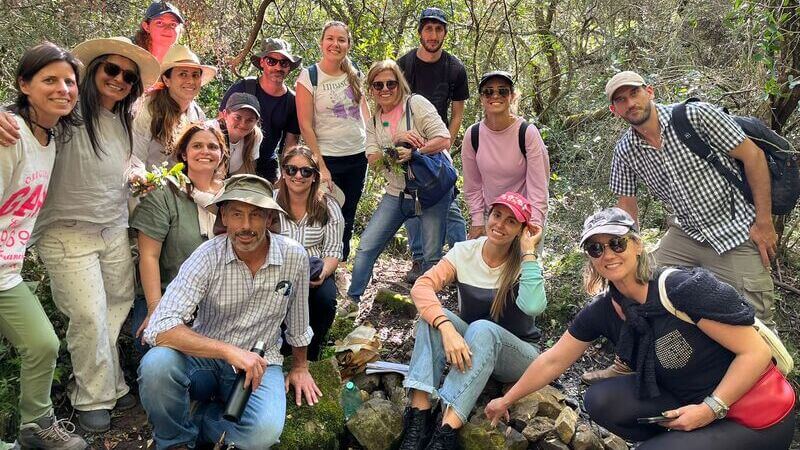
403, 309, 540, 423
347, 190, 451, 301
406, 198, 466, 261
138, 347, 285, 450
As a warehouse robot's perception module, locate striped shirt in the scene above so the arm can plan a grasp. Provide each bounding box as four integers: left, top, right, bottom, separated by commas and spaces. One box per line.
276, 194, 344, 259
144, 232, 312, 365
610, 102, 753, 254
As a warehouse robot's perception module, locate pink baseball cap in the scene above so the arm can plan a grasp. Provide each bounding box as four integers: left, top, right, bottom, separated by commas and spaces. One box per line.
490, 192, 534, 224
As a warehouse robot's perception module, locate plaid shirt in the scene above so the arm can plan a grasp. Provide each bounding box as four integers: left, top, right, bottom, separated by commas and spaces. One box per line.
276, 194, 344, 259
144, 233, 312, 365
610, 101, 754, 254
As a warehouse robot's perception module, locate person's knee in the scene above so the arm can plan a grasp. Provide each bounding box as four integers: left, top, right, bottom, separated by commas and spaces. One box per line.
584, 382, 618, 421
464, 320, 500, 346
232, 418, 283, 450
21, 326, 60, 365
138, 347, 185, 389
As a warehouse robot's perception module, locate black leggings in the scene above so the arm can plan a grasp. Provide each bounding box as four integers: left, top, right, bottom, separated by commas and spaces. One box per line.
584, 375, 795, 450
280, 276, 337, 361
323, 152, 367, 261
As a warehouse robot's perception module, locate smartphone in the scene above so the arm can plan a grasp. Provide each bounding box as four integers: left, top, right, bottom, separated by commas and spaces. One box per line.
636, 415, 672, 424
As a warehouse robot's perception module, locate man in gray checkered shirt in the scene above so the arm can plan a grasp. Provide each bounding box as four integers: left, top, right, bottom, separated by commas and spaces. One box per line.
581, 71, 778, 384
138, 175, 320, 450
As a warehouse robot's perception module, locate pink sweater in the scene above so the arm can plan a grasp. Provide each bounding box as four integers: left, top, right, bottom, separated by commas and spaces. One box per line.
461, 117, 550, 226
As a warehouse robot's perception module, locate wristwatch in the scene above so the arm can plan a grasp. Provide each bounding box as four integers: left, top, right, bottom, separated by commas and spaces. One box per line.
703, 395, 729, 419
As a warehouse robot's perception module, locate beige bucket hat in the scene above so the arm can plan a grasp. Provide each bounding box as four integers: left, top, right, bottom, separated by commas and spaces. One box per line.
212, 174, 286, 214
160, 44, 217, 85
72, 36, 161, 87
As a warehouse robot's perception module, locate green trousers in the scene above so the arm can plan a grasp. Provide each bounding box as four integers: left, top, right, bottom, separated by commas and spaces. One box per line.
0, 282, 59, 424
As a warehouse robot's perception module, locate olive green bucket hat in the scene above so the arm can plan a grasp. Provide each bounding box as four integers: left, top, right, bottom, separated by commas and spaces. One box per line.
211, 174, 286, 214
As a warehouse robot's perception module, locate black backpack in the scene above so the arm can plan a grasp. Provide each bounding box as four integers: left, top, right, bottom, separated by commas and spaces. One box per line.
469, 120, 531, 156
671, 98, 800, 215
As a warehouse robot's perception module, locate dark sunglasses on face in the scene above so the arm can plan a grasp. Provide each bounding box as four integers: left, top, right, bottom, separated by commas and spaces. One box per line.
264, 56, 291, 68
283, 164, 317, 178
102, 61, 140, 85
584, 236, 629, 258
371, 80, 399, 91
480, 87, 512, 98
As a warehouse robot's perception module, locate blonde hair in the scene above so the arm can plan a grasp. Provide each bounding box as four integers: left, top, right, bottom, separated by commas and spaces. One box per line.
582, 233, 651, 295
486, 205, 525, 321
321, 21, 363, 104
365, 60, 412, 108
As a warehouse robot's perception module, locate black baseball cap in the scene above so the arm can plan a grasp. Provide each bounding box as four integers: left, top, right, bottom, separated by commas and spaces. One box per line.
225, 93, 261, 119
479, 70, 514, 90
145, 1, 184, 23
419, 7, 447, 26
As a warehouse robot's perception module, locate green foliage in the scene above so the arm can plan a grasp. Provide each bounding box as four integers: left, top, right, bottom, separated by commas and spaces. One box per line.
541, 250, 586, 334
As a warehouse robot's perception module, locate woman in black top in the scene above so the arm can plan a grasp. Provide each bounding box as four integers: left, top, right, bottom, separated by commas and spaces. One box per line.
485, 207, 795, 449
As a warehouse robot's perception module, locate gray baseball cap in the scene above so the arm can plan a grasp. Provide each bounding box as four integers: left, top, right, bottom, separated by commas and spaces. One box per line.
579, 207, 639, 246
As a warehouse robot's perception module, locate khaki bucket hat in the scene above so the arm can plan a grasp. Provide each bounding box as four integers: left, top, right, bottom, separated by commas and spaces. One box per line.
160, 44, 217, 85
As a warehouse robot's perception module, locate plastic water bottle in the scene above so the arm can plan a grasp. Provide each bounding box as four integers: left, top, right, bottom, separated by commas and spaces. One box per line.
341, 381, 362, 420
223, 341, 266, 422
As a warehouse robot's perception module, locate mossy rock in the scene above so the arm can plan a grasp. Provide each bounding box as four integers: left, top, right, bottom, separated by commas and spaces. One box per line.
328, 316, 357, 343
277, 357, 345, 449
373, 289, 417, 318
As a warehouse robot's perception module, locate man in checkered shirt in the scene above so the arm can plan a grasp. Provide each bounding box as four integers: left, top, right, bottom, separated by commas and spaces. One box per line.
138, 175, 320, 450
582, 71, 778, 384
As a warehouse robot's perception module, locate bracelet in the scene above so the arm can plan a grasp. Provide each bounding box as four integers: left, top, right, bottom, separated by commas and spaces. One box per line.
435, 319, 452, 330
431, 314, 447, 328
710, 394, 729, 411
522, 252, 537, 259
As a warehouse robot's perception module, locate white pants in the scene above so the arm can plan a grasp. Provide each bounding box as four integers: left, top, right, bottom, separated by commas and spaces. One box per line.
37, 221, 134, 411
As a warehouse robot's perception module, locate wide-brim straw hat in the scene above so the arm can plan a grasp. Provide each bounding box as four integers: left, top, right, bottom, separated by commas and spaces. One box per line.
160, 44, 217, 86
72, 37, 161, 88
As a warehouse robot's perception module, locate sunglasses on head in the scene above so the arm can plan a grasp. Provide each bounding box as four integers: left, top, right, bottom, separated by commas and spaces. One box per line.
101, 61, 140, 85
283, 164, 317, 178
480, 87, 511, 98
264, 56, 291, 68
371, 80, 399, 91
583, 236, 629, 258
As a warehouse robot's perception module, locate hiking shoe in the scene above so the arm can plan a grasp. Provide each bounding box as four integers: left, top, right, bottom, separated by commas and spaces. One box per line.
581, 356, 633, 385
17, 415, 87, 450
114, 392, 137, 411
339, 301, 359, 319
77, 409, 110, 433
404, 260, 423, 284
424, 424, 459, 450
398, 407, 433, 450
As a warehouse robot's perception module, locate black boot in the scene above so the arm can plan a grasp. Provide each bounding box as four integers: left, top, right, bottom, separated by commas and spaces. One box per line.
398, 407, 434, 450
424, 423, 459, 450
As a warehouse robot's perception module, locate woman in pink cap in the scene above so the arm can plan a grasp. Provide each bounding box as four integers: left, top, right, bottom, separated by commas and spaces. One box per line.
398, 191, 547, 449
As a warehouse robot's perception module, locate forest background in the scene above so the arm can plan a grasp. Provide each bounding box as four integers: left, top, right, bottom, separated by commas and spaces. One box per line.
1, 0, 800, 446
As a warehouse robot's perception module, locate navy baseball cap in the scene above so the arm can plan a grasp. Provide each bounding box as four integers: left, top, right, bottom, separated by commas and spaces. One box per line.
145, 1, 184, 23
419, 7, 447, 25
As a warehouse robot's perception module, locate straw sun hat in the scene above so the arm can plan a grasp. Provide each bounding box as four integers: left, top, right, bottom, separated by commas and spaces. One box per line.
71, 36, 161, 87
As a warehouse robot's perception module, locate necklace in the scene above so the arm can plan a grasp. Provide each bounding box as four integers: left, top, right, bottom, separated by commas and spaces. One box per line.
28, 118, 55, 145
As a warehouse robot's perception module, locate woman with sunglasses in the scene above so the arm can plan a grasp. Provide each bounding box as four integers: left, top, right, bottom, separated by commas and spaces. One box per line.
0, 42, 87, 449
346, 59, 452, 311
133, 44, 216, 169
130, 123, 227, 355
461, 71, 549, 241
208, 92, 262, 175
484, 207, 795, 449
133, 1, 184, 63
295, 20, 369, 264
273, 146, 344, 360
398, 192, 546, 449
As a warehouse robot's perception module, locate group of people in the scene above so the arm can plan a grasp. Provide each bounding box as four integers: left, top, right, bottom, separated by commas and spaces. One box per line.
0, 1, 795, 449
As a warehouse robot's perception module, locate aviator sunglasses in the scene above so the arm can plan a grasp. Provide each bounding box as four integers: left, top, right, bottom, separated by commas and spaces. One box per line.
480, 87, 511, 98
371, 80, 399, 91
583, 236, 630, 258
283, 164, 317, 178
101, 61, 140, 85
264, 56, 292, 68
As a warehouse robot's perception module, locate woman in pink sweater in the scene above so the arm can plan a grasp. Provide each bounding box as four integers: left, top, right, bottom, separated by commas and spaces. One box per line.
462, 71, 550, 240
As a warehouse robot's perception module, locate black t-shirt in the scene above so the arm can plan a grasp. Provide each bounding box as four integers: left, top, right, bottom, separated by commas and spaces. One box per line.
396, 49, 469, 126
219, 78, 301, 163
568, 277, 736, 404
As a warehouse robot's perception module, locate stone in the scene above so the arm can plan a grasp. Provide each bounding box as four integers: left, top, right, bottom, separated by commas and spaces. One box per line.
276, 358, 344, 449
458, 421, 528, 450
554, 407, 578, 444
389, 386, 407, 407
511, 385, 565, 420
382, 373, 404, 392
371, 390, 387, 400
352, 372, 382, 393
571, 424, 604, 450
346, 398, 403, 450
538, 436, 571, 450
373, 288, 417, 318
602, 434, 629, 450
521, 416, 555, 443
508, 394, 539, 430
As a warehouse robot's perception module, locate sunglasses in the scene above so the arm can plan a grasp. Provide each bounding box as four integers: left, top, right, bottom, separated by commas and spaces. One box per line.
264, 56, 292, 68
480, 87, 512, 98
583, 236, 629, 258
371, 80, 399, 91
283, 164, 317, 178
102, 61, 140, 85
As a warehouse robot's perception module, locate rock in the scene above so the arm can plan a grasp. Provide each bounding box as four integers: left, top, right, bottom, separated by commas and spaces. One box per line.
554, 407, 578, 444
360, 389, 370, 402
382, 373, 404, 392
571, 424, 604, 450
507, 394, 539, 430
538, 435, 571, 450
352, 372, 382, 393
277, 358, 344, 449
371, 390, 387, 400
373, 288, 417, 318
389, 386, 407, 407
520, 416, 555, 443
602, 434, 629, 450
346, 398, 403, 450
458, 421, 527, 450
510, 385, 565, 420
